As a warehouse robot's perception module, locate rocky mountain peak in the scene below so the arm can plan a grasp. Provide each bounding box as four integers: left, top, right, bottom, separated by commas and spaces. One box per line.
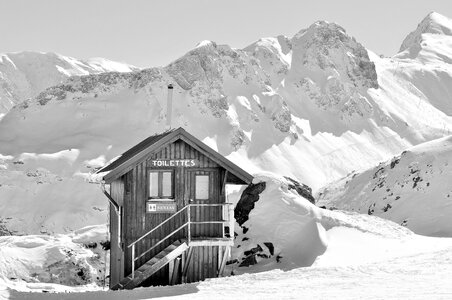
290, 20, 377, 88
399, 12, 452, 52
293, 21, 348, 47
287, 20, 378, 119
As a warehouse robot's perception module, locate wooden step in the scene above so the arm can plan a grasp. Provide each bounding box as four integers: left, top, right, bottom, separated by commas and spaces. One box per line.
117, 241, 189, 290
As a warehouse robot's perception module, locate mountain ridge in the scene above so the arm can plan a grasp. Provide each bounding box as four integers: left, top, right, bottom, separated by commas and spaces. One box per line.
1, 12, 452, 235
0, 51, 139, 116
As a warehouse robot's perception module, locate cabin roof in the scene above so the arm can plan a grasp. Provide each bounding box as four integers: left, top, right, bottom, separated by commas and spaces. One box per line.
97, 127, 253, 184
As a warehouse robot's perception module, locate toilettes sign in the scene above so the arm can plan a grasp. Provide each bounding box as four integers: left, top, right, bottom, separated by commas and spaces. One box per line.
150, 159, 198, 167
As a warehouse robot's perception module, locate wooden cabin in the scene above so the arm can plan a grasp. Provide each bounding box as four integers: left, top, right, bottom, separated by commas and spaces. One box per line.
97, 127, 253, 289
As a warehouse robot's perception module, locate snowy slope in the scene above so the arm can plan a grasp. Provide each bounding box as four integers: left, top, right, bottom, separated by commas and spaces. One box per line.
0, 51, 139, 115
1, 13, 452, 235
231, 174, 426, 273
0, 225, 108, 289
317, 135, 452, 237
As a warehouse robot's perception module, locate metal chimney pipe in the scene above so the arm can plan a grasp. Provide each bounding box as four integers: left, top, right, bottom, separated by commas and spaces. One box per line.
166, 84, 174, 130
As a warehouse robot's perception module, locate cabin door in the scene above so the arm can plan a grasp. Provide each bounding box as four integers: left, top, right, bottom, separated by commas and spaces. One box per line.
186, 169, 221, 238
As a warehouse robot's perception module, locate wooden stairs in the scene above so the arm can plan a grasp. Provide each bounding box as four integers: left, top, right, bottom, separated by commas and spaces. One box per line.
112, 241, 189, 290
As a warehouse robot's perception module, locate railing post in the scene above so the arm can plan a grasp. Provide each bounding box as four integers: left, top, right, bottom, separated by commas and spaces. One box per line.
229, 204, 234, 240
131, 243, 135, 279
187, 204, 191, 244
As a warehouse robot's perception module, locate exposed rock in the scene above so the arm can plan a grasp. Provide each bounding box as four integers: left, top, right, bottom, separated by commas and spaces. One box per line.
263, 242, 274, 256
234, 182, 266, 226
284, 176, 315, 204
239, 244, 263, 267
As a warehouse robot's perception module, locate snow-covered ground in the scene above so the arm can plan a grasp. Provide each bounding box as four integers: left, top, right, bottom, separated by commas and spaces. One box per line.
1, 174, 451, 299
2, 247, 452, 300
0, 225, 109, 292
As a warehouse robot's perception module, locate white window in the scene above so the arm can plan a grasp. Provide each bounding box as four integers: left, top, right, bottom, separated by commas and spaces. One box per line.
149, 172, 159, 197
162, 172, 172, 197
149, 170, 173, 199
195, 175, 209, 200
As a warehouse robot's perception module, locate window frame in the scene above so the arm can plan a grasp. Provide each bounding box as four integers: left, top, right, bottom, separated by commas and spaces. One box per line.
148, 169, 175, 200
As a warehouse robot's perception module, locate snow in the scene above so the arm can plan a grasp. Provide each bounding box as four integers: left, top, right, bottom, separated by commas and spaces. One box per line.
317, 135, 452, 237
0, 225, 108, 295
399, 12, 452, 52
0, 51, 139, 114
398, 12, 452, 64
2, 174, 452, 299
0, 10, 452, 300
231, 174, 423, 273
195, 40, 215, 49
84, 58, 138, 73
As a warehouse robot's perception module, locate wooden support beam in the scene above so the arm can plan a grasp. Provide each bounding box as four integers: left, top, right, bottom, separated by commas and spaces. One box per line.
218, 246, 229, 277
182, 247, 194, 283
221, 170, 228, 194
168, 260, 174, 284
171, 257, 181, 285
218, 245, 223, 275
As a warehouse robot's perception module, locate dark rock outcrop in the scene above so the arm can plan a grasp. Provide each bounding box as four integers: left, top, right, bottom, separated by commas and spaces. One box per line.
234, 182, 266, 226
284, 176, 316, 204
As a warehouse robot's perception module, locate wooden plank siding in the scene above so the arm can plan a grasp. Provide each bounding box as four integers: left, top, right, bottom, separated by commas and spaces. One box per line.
118, 139, 226, 286
185, 246, 219, 283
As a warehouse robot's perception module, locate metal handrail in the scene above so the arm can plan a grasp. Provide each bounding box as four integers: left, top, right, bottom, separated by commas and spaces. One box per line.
135, 222, 189, 262
128, 203, 233, 248
129, 203, 232, 248
128, 202, 234, 279
129, 205, 189, 248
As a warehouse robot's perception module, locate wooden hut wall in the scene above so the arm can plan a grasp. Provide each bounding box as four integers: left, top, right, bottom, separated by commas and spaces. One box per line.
186, 246, 219, 283
120, 139, 226, 283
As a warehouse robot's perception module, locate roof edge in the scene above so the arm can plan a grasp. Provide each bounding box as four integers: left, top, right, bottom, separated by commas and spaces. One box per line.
100, 127, 253, 185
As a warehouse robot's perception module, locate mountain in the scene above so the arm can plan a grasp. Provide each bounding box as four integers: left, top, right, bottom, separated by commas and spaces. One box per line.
398, 12, 452, 63
0, 51, 139, 116
1, 13, 452, 235
317, 135, 452, 237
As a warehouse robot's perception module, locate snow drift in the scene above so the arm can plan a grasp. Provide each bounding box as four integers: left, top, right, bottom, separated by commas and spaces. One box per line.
229, 173, 452, 275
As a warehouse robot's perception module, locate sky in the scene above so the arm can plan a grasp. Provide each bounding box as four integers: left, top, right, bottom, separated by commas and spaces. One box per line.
1, 0, 452, 68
